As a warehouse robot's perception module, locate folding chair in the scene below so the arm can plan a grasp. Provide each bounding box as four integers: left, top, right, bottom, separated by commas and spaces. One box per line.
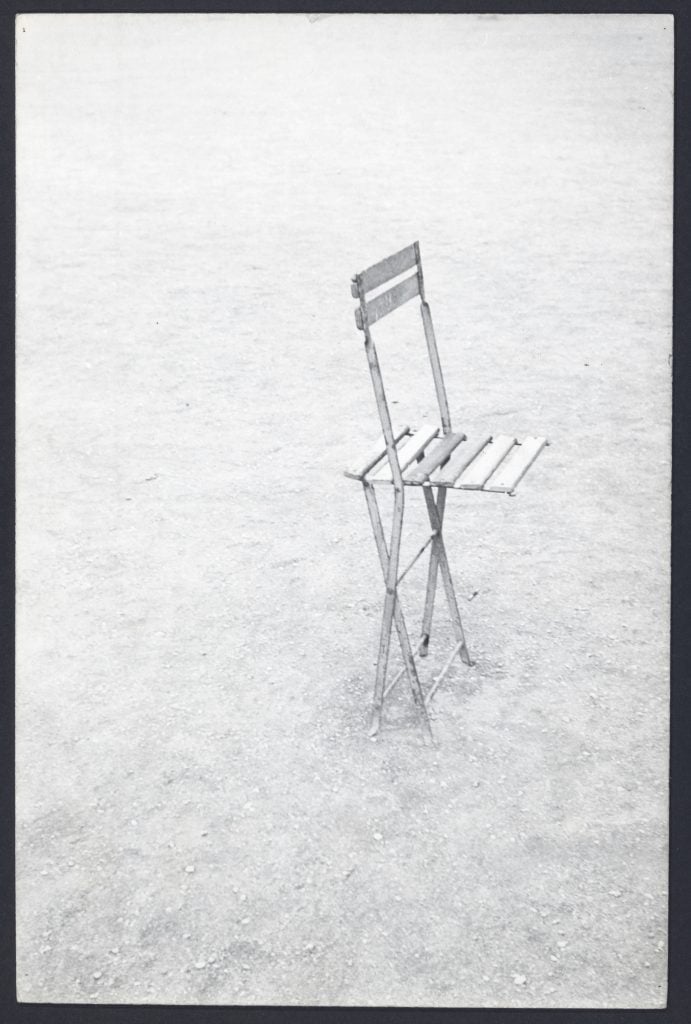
344, 242, 548, 742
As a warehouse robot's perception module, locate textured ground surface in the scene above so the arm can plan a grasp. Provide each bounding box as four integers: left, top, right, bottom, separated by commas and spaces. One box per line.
16, 13, 672, 1008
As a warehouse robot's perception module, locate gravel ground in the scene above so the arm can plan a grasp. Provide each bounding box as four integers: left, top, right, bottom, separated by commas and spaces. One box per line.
16, 13, 671, 1007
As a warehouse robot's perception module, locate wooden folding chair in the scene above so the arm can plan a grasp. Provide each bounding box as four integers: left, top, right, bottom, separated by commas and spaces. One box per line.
345, 242, 548, 742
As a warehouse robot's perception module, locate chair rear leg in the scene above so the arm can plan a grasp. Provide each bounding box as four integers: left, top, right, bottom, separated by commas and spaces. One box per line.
422, 487, 473, 666
419, 486, 446, 656
370, 588, 396, 736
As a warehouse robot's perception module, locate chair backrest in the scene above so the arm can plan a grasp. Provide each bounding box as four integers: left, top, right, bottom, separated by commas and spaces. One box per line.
351, 242, 452, 486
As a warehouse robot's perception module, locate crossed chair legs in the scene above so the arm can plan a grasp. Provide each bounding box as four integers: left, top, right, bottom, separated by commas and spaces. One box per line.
362, 481, 473, 742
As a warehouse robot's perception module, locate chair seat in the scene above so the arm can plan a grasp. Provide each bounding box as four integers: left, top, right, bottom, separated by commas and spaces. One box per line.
345, 424, 548, 494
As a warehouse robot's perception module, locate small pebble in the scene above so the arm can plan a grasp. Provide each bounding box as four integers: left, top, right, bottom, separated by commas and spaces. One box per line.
194, 961, 205, 970
373, 832, 383, 841
92, 971, 102, 980
185, 865, 195, 874
513, 974, 526, 986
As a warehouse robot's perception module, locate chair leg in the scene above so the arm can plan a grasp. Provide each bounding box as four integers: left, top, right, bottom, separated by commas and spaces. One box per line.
419, 486, 446, 656
370, 588, 396, 736
362, 483, 434, 741
422, 487, 474, 667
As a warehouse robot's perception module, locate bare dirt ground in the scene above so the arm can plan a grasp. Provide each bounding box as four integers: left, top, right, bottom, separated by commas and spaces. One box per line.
16, 14, 672, 1008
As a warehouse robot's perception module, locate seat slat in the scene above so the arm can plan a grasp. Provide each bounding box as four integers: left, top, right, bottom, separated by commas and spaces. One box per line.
454, 435, 516, 490
343, 425, 411, 480
483, 436, 548, 492
404, 432, 467, 484
355, 243, 418, 296
430, 435, 492, 486
370, 424, 439, 481
360, 273, 420, 328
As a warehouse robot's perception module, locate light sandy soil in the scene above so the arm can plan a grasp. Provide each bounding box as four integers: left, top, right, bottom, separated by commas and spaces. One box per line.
16, 13, 672, 1007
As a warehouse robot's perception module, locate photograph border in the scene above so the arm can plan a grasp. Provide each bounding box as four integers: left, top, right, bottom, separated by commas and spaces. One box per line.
3, 1, 688, 1022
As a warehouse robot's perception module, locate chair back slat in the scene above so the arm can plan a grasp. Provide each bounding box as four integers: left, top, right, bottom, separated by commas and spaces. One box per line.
355, 273, 419, 329
355, 242, 418, 296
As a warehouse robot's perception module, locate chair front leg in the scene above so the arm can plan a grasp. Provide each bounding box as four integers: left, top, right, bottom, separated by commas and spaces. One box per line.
362, 482, 434, 741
